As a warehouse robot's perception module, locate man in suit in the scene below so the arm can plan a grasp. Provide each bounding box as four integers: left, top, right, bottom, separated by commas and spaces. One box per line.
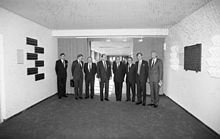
135, 52, 149, 106
71, 54, 84, 100
148, 51, 163, 108
113, 57, 126, 101
97, 54, 112, 101
55, 53, 68, 99
126, 57, 136, 102
84, 56, 97, 99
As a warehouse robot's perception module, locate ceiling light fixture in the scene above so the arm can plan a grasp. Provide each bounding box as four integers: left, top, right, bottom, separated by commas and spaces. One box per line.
106, 39, 111, 42
138, 38, 143, 42
123, 39, 127, 42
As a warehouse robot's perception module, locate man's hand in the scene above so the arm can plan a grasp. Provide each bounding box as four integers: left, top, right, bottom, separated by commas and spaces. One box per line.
158, 80, 163, 86
98, 78, 101, 82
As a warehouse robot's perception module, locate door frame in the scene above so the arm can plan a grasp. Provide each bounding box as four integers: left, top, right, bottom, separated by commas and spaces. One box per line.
0, 34, 6, 122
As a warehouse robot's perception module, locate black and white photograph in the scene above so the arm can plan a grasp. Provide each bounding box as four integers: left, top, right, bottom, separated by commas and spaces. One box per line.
0, 0, 220, 138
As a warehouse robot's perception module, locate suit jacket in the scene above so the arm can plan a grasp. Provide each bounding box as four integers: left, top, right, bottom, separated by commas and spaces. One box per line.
97, 60, 112, 80
84, 62, 97, 81
135, 60, 149, 83
149, 58, 163, 82
126, 63, 136, 84
55, 59, 68, 78
71, 60, 84, 81
113, 61, 126, 83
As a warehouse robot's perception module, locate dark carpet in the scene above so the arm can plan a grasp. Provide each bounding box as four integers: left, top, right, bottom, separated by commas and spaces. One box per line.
0, 95, 219, 139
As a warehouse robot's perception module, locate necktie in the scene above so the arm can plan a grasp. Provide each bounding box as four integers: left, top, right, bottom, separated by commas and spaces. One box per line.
62, 60, 65, 67
128, 65, 131, 72
137, 61, 141, 75
104, 61, 107, 69
152, 59, 156, 67
89, 63, 91, 72
151, 59, 154, 67
79, 61, 82, 67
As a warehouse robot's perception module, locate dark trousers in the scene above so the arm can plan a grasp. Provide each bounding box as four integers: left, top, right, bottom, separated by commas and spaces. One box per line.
136, 77, 147, 104
57, 77, 67, 98
100, 78, 109, 100
150, 82, 160, 105
114, 81, 123, 101
74, 79, 83, 98
85, 79, 95, 98
126, 81, 135, 101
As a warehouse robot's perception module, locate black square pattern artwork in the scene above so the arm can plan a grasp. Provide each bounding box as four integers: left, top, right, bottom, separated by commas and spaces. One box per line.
26, 37, 45, 81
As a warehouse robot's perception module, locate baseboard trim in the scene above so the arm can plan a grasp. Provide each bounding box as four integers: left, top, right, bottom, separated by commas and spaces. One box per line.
166, 95, 220, 136
2, 93, 57, 123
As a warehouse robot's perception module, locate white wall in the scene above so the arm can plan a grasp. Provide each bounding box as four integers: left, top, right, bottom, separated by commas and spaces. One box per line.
0, 8, 58, 119
164, 0, 220, 134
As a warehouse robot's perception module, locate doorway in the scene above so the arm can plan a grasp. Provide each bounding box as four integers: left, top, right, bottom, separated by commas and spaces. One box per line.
90, 38, 133, 97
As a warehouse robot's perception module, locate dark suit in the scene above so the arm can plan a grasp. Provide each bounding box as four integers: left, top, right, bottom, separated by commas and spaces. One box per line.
71, 60, 84, 99
135, 60, 149, 104
97, 60, 112, 100
55, 59, 68, 98
149, 58, 163, 106
113, 62, 126, 101
126, 63, 136, 101
84, 62, 97, 98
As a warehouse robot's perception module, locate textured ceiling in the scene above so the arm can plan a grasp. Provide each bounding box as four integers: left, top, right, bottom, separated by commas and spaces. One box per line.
0, 0, 211, 29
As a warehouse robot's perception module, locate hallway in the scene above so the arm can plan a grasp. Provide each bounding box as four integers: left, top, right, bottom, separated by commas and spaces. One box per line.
0, 95, 218, 139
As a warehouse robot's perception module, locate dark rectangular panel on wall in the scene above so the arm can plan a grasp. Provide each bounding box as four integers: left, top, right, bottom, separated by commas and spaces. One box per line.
35, 60, 44, 67
184, 43, 202, 72
35, 47, 44, 54
35, 73, 45, 81
27, 53, 38, 60
26, 37, 38, 46
27, 68, 38, 75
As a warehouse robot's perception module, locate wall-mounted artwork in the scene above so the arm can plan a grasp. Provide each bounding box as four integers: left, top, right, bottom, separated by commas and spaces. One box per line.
35, 73, 45, 81
27, 53, 38, 60
35, 47, 44, 54
184, 44, 202, 72
27, 68, 38, 75
26, 37, 38, 46
35, 60, 44, 67
26, 37, 44, 81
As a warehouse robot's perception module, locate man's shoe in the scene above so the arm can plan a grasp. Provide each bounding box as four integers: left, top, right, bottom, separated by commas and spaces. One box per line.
142, 103, 146, 106
91, 96, 94, 99
147, 103, 154, 106
136, 102, 142, 105
63, 95, 68, 97
79, 97, 83, 99
154, 104, 158, 108
75, 98, 78, 100
105, 98, 109, 101
85, 96, 89, 99
100, 99, 103, 101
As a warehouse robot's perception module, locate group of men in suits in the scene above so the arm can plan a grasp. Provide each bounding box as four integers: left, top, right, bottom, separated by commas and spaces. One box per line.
55, 51, 163, 108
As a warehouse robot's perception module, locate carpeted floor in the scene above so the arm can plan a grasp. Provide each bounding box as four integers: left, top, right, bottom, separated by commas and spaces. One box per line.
0, 95, 219, 139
